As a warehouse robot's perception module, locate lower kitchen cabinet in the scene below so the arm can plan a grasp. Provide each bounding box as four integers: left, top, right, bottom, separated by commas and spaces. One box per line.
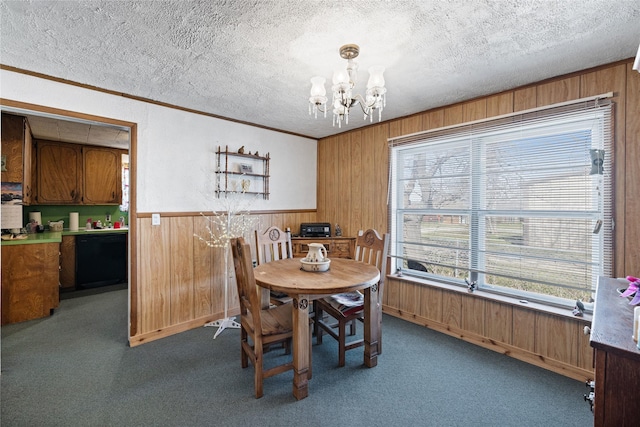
59, 235, 76, 290
1, 243, 60, 325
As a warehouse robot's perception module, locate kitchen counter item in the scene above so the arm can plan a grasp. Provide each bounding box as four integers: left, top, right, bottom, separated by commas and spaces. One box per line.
69, 212, 79, 231
48, 220, 64, 231
1, 234, 28, 241
28, 211, 42, 225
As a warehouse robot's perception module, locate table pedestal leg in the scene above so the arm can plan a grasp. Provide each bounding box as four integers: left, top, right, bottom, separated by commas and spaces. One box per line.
363, 284, 379, 367
292, 295, 310, 400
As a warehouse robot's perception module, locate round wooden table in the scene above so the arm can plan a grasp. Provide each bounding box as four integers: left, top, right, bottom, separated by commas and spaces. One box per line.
253, 257, 380, 400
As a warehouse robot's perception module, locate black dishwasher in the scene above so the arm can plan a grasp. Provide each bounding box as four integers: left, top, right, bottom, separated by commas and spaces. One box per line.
76, 233, 127, 289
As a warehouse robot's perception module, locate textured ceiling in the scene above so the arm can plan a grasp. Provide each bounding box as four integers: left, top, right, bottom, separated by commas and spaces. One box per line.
1, 0, 639, 142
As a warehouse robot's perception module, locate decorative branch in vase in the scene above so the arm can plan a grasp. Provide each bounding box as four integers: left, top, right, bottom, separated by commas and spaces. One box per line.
194, 188, 258, 339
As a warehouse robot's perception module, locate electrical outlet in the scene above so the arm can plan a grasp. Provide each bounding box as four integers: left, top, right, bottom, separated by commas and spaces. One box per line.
152, 213, 161, 226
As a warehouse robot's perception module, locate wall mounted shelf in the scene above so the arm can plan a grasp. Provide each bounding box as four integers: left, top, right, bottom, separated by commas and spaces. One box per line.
215, 145, 270, 199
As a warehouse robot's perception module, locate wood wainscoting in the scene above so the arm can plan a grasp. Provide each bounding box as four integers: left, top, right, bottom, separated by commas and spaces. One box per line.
383, 276, 593, 381
130, 211, 317, 346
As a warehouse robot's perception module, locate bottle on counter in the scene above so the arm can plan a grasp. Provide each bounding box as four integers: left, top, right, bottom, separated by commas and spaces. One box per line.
86, 218, 92, 230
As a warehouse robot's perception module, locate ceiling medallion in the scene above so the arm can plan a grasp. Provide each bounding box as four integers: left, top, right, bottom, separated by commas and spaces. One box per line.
308, 44, 387, 128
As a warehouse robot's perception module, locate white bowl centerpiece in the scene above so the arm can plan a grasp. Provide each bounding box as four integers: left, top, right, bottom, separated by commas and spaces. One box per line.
300, 257, 331, 272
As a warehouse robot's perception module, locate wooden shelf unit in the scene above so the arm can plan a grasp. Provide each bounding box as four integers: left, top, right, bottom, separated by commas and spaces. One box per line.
215, 145, 269, 199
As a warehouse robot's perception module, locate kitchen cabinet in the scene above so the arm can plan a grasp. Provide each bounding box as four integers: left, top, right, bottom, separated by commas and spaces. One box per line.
83, 146, 122, 204
35, 141, 124, 205
292, 237, 355, 259
36, 141, 83, 204
59, 235, 76, 290
1, 242, 60, 325
1, 113, 35, 205
589, 277, 640, 426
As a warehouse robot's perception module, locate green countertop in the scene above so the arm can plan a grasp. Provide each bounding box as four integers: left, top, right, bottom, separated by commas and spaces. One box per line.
62, 227, 129, 236
1, 228, 128, 246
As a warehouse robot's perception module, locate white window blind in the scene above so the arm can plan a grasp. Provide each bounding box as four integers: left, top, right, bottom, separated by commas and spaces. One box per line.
389, 96, 613, 306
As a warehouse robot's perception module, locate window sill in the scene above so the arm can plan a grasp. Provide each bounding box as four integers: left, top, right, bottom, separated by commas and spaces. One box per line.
386, 273, 592, 323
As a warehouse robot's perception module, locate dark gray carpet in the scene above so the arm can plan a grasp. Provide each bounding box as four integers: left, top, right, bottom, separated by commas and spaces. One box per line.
1, 289, 594, 426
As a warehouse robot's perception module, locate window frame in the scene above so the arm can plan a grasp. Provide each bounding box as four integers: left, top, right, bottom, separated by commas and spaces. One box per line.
388, 96, 614, 308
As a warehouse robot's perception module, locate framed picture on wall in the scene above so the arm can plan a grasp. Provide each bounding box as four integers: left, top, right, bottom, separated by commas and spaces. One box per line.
240, 163, 253, 173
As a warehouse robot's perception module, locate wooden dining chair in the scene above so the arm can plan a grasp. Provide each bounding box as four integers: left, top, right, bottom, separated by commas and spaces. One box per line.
230, 236, 295, 398
255, 226, 293, 306
314, 229, 390, 367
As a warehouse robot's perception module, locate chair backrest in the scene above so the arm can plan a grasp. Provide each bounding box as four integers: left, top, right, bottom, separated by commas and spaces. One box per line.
255, 226, 293, 265
354, 229, 390, 285
231, 237, 263, 331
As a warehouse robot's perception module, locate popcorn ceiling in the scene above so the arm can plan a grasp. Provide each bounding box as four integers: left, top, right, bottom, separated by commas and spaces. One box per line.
1, 0, 638, 139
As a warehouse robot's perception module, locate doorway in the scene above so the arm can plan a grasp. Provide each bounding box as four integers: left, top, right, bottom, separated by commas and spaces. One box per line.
0, 100, 137, 342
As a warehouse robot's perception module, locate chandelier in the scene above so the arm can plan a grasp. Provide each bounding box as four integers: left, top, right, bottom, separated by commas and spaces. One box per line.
308, 44, 387, 128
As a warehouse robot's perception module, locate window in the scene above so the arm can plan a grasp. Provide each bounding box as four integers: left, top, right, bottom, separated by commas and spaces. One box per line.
389, 97, 613, 307
120, 153, 129, 212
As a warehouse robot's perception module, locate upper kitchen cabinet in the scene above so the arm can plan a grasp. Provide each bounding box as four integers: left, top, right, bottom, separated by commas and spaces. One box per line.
36, 141, 83, 204
35, 141, 124, 205
1, 113, 35, 205
83, 146, 122, 204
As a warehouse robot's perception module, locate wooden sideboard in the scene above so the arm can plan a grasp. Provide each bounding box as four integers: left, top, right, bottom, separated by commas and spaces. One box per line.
589, 277, 640, 426
292, 237, 355, 259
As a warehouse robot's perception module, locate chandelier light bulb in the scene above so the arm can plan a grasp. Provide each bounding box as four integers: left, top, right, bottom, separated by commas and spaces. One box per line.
310, 76, 326, 97
332, 69, 349, 86
367, 66, 385, 89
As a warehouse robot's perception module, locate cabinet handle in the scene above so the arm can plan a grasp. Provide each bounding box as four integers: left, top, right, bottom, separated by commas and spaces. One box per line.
70, 190, 75, 198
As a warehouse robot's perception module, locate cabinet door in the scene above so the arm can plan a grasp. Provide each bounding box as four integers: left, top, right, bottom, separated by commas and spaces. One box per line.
59, 235, 76, 289
1, 113, 24, 183
332, 240, 354, 258
83, 147, 122, 204
36, 141, 83, 204
23, 119, 35, 205
0, 114, 36, 205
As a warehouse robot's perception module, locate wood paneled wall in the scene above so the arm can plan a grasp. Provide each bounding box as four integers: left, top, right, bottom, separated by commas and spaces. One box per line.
317, 59, 640, 380
130, 211, 316, 345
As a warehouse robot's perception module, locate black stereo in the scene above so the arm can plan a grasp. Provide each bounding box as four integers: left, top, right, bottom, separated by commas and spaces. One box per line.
300, 223, 331, 238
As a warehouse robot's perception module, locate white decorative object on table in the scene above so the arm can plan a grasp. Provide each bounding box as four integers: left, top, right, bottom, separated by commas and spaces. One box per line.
300, 242, 330, 271
300, 258, 331, 272
305, 242, 327, 262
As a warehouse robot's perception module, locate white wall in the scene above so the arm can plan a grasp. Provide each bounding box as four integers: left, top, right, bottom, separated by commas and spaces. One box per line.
0, 69, 317, 212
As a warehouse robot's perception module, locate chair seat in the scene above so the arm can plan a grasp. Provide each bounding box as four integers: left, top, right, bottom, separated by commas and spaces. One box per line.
245, 303, 293, 335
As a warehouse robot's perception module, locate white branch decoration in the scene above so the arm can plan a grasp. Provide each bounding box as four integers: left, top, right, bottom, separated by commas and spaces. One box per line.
194, 188, 258, 339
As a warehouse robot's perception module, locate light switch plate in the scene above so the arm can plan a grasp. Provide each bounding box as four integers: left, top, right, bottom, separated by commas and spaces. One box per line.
152, 213, 161, 226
